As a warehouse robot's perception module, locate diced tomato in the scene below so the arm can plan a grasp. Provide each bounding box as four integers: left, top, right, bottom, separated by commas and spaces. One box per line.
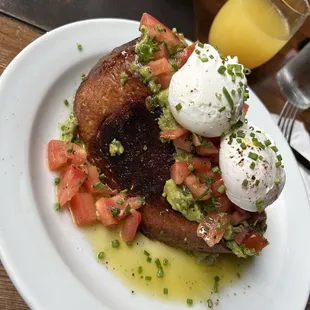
231, 210, 250, 225
173, 133, 192, 152
95, 198, 119, 226
248, 211, 267, 224
121, 210, 142, 243
140, 13, 185, 54
197, 170, 214, 183
191, 133, 201, 147
65, 143, 87, 165
234, 226, 249, 245
184, 174, 210, 201
196, 142, 219, 157
148, 58, 172, 76
170, 162, 191, 184
160, 127, 188, 140
197, 211, 230, 247
48, 140, 68, 170
58, 165, 87, 207
157, 71, 174, 89
84, 165, 116, 195
70, 192, 97, 226
153, 43, 169, 60
190, 157, 211, 174
125, 196, 145, 210
47, 140, 87, 170
243, 232, 269, 253
216, 195, 232, 213
232, 204, 248, 214
243, 103, 249, 115
211, 179, 224, 197
175, 41, 198, 68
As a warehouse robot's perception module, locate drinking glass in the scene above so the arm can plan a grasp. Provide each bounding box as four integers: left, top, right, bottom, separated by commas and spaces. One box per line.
277, 42, 310, 110
195, 0, 310, 69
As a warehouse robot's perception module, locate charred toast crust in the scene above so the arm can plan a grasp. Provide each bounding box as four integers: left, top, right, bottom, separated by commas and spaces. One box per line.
74, 39, 151, 144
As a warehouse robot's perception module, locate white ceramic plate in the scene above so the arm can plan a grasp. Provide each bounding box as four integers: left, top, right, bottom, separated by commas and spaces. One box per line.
0, 19, 310, 310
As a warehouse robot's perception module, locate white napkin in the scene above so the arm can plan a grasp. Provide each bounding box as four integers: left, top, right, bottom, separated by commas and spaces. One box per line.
271, 114, 310, 198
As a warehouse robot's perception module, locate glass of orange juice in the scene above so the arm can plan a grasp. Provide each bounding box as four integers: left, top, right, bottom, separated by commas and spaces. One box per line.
203, 0, 310, 69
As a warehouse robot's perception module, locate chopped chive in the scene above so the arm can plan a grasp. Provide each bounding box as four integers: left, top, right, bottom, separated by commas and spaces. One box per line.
248, 152, 259, 161
218, 106, 226, 112
231, 89, 236, 96
207, 299, 213, 308
218, 184, 226, 194
256, 198, 264, 211
143, 250, 150, 256
231, 74, 236, 83
126, 241, 132, 247
77, 43, 82, 50
271, 146, 278, 153
231, 132, 237, 138
236, 138, 242, 143
155, 258, 162, 269
213, 275, 220, 293
64, 99, 69, 106
147, 257, 152, 263
195, 49, 200, 55
240, 142, 247, 150
172, 27, 177, 33
198, 42, 204, 48
81, 73, 86, 81
186, 298, 193, 306
200, 57, 208, 62
275, 161, 282, 168
277, 154, 283, 161
255, 179, 260, 186
157, 268, 164, 278
67, 145, 74, 153
212, 166, 220, 173
124, 205, 131, 214
145, 276, 152, 281
163, 288, 169, 295
244, 68, 251, 75
93, 182, 107, 190
250, 162, 256, 169
120, 72, 128, 85
237, 131, 245, 138
188, 164, 195, 172
143, 145, 148, 151
223, 86, 235, 112
54, 202, 61, 210
163, 259, 168, 266
54, 177, 61, 185
215, 92, 222, 100
250, 132, 255, 138
209, 55, 214, 59
99, 173, 106, 180
117, 199, 124, 205
110, 206, 120, 217
97, 252, 105, 260
274, 178, 280, 185
176, 103, 183, 111
157, 24, 165, 32
264, 139, 271, 146
217, 65, 226, 74
138, 266, 143, 274
242, 179, 248, 187
258, 155, 263, 160
111, 240, 120, 248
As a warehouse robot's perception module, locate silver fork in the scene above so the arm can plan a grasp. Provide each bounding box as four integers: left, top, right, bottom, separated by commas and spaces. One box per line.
277, 101, 300, 144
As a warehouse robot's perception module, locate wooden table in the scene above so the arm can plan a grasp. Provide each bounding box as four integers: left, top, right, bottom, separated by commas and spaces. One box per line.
0, 1, 309, 309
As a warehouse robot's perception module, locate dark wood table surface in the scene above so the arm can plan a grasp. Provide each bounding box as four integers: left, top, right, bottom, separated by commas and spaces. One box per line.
0, 0, 309, 309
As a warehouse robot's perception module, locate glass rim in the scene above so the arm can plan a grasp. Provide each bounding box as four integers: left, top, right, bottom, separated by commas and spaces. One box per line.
282, 0, 310, 16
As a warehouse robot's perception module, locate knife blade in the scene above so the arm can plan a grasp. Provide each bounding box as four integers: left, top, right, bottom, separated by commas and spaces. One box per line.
291, 146, 310, 171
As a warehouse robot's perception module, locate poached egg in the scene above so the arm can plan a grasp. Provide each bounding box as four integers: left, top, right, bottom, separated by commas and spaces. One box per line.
169, 43, 247, 137
219, 122, 286, 212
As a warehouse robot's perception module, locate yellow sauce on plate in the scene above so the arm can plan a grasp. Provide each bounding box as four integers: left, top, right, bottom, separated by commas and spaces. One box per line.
83, 224, 250, 303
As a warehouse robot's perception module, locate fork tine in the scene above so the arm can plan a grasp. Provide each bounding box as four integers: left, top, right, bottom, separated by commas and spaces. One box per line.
286, 106, 299, 143
277, 101, 289, 128
283, 104, 297, 137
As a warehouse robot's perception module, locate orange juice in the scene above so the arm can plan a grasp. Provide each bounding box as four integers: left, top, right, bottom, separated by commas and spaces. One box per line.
209, 0, 290, 69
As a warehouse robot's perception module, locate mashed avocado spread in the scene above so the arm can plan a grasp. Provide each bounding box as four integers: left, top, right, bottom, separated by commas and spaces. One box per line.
61, 113, 78, 142
164, 179, 216, 222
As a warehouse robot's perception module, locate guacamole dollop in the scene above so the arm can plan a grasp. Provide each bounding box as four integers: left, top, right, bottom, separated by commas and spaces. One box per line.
164, 179, 216, 222
60, 113, 78, 142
